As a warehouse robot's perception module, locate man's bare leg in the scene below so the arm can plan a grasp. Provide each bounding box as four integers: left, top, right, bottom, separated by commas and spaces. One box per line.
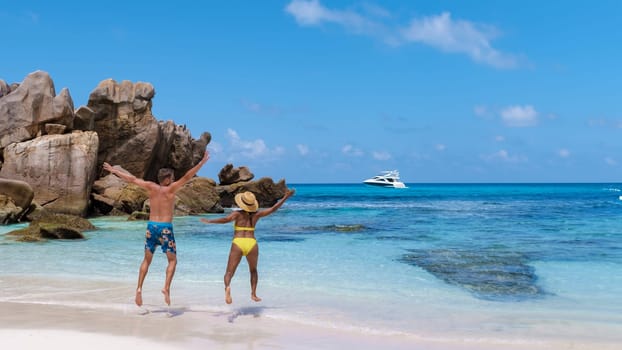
162, 251, 177, 306
136, 250, 154, 307
246, 245, 262, 302
224, 244, 243, 304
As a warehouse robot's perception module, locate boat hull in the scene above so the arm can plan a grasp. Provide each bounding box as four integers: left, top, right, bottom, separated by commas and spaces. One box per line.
363, 181, 406, 188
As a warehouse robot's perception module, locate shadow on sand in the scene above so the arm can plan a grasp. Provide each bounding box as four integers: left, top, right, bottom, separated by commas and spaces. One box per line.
138, 305, 188, 318
211, 306, 267, 323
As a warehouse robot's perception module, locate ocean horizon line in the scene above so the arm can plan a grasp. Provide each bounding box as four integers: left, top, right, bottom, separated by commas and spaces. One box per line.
287, 181, 622, 185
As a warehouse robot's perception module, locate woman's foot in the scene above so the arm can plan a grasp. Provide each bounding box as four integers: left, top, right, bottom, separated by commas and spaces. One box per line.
251, 294, 262, 302
135, 288, 143, 306
162, 288, 171, 306
225, 286, 233, 304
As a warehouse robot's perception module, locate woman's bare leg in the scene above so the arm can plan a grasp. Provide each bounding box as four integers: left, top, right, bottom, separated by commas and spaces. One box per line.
224, 243, 243, 304
246, 244, 261, 302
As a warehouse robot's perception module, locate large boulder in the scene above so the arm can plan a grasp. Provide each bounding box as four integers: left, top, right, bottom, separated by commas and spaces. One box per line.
0, 131, 99, 216
0, 178, 34, 212
0, 195, 21, 224
90, 169, 149, 215
0, 79, 10, 98
84, 78, 210, 182
0, 71, 75, 150
0, 178, 35, 223
172, 177, 223, 214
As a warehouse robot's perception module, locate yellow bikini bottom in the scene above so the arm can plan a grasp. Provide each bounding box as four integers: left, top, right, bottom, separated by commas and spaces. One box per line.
232, 237, 257, 256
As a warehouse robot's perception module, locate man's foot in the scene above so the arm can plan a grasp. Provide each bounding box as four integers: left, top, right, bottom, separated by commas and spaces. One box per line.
251, 294, 262, 302
225, 286, 232, 304
135, 289, 143, 307
162, 288, 171, 306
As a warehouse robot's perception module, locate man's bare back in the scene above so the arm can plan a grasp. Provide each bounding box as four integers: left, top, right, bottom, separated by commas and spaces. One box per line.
145, 184, 177, 223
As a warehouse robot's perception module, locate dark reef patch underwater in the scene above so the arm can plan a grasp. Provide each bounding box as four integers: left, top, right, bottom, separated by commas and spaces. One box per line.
400, 248, 547, 301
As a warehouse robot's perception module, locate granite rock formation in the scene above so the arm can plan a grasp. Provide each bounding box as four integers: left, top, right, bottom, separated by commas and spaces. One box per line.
217, 176, 289, 209
86, 79, 210, 182
0, 131, 99, 216
0, 178, 35, 223
0, 71, 288, 225
0, 71, 74, 151
7, 212, 95, 242
218, 164, 254, 185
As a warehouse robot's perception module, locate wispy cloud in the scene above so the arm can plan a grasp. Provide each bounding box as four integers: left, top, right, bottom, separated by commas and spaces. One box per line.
26, 11, 39, 23
226, 128, 284, 160
605, 157, 618, 166
297, 144, 310, 156
1, 10, 40, 24
285, 0, 520, 68
558, 148, 570, 158
401, 12, 517, 69
500, 105, 538, 127
587, 118, 622, 129
474, 105, 491, 118
372, 151, 391, 160
481, 149, 527, 163
285, 0, 387, 38
435, 144, 446, 151
241, 99, 283, 116
342, 144, 364, 156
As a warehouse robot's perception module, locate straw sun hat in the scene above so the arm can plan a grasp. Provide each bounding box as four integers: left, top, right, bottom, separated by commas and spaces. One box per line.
234, 191, 259, 212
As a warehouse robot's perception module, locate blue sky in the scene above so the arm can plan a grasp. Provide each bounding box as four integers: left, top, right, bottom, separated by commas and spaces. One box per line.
2, 1, 621, 183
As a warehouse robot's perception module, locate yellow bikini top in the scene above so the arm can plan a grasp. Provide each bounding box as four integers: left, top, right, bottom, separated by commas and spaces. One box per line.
234, 224, 255, 232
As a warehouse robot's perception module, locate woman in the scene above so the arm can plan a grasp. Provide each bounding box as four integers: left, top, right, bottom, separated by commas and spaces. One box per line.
200, 189, 295, 304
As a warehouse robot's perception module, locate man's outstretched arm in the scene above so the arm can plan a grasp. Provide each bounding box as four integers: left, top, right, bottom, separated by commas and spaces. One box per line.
102, 162, 152, 188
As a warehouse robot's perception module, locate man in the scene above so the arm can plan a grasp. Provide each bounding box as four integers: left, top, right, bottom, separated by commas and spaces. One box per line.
103, 150, 209, 307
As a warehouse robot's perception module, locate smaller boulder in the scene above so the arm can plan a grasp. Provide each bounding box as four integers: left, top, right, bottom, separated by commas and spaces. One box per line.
218, 164, 254, 185
7, 212, 95, 242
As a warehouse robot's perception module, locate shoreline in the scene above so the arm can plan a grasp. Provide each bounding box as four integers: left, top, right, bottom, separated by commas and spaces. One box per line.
1, 301, 619, 350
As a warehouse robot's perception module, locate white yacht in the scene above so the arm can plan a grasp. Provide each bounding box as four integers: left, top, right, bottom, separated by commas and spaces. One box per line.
363, 170, 407, 188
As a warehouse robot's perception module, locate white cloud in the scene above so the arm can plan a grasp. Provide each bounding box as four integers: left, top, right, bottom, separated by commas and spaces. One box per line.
495, 135, 505, 142
297, 144, 309, 156
285, 0, 382, 36
401, 12, 517, 69
208, 141, 223, 155
435, 144, 446, 151
342, 144, 364, 157
285, 1, 519, 68
226, 128, 284, 159
501, 105, 538, 127
558, 148, 570, 158
372, 151, 391, 160
241, 100, 262, 113
605, 157, 618, 166
481, 149, 527, 163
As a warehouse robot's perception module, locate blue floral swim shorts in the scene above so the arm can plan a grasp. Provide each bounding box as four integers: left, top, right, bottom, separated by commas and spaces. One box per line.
145, 221, 176, 254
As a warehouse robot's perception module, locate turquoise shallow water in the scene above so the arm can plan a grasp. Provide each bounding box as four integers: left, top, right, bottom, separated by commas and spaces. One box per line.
1, 183, 622, 343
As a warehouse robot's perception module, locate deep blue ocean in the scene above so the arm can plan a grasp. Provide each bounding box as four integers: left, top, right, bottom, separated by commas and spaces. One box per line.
2, 183, 622, 344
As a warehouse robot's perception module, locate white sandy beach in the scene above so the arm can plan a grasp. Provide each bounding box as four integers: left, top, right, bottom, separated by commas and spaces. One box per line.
2, 299, 620, 350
